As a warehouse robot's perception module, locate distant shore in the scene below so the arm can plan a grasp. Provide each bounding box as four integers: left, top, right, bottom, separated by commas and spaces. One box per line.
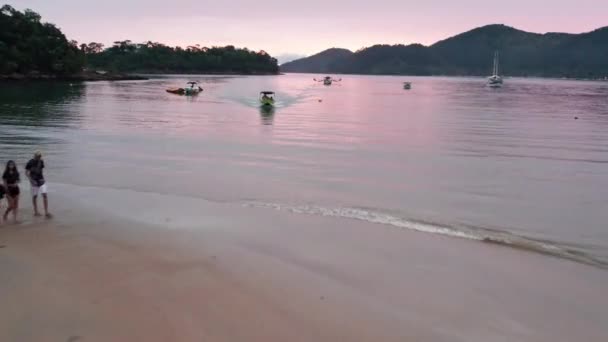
0, 70, 148, 82
0, 70, 282, 82
280, 71, 608, 81
137, 70, 281, 76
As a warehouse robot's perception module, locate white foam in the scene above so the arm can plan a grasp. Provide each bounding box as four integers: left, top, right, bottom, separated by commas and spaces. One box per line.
244, 201, 608, 269
245, 202, 482, 240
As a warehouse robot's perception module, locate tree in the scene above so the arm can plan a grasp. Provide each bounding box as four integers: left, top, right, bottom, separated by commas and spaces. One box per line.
0, 6, 85, 75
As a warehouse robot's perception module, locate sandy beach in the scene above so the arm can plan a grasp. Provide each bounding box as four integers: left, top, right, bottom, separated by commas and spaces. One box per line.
1, 183, 607, 342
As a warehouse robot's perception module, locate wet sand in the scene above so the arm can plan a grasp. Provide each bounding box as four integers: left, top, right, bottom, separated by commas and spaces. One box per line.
1, 184, 607, 342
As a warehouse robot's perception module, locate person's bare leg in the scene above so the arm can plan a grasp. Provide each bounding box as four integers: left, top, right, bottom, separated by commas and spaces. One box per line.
43, 193, 51, 218
32, 195, 41, 216
3, 204, 10, 221
12, 195, 18, 222
4, 197, 14, 221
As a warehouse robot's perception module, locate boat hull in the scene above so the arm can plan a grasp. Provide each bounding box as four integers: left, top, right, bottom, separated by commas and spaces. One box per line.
166, 88, 185, 95
260, 99, 275, 106
166, 87, 202, 96
487, 75, 503, 88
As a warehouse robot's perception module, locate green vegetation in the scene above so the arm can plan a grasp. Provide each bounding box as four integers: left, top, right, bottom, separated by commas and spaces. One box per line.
282, 25, 608, 78
1, 5, 279, 77
86, 41, 279, 74
0, 5, 84, 75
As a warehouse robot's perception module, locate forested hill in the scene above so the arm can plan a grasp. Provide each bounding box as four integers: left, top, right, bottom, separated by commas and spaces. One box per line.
281, 24, 608, 78
1, 5, 279, 77
85, 42, 279, 75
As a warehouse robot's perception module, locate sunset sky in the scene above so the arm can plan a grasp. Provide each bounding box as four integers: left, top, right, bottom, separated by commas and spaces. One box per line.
9, 0, 608, 62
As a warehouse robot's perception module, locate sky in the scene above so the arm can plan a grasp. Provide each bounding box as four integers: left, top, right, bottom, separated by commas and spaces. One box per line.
9, 0, 608, 61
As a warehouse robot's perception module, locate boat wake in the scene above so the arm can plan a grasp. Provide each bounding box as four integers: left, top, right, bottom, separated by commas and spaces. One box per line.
245, 201, 608, 269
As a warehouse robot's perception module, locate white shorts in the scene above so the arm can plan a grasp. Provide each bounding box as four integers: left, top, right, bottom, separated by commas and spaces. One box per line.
31, 183, 48, 197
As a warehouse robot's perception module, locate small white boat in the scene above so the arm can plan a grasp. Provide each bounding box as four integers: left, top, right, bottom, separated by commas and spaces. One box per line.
403, 82, 412, 90
487, 51, 503, 88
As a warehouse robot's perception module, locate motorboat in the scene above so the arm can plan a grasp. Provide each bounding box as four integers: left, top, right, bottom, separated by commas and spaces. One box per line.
314, 76, 342, 86
259, 91, 275, 106
166, 81, 203, 95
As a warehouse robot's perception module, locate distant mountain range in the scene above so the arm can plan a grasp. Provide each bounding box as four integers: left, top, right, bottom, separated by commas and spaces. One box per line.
281, 25, 608, 78
275, 53, 307, 65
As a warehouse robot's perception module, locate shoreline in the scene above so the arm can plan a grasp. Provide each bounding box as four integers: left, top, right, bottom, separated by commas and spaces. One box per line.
1, 183, 607, 341
0, 70, 282, 82
280, 71, 608, 81
0, 71, 148, 82
138, 71, 281, 76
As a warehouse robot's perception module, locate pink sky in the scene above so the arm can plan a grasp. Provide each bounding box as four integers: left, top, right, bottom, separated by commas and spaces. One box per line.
10, 0, 608, 58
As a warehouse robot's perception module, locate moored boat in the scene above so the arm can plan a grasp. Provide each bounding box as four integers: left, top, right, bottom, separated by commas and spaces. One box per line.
487, 51, 503, 88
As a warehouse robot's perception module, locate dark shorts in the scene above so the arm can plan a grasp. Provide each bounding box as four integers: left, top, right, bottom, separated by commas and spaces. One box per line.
7, 185, 20, 197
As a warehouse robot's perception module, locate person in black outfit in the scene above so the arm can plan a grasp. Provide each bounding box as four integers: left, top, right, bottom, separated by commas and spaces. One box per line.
3, 160, 20, 223
26, 151, 51, 218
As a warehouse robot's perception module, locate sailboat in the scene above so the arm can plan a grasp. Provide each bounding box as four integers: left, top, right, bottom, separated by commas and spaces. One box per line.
487, 51, 503, 88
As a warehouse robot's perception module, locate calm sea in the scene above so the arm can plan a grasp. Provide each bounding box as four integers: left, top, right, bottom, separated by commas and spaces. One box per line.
1, 75, 607, 267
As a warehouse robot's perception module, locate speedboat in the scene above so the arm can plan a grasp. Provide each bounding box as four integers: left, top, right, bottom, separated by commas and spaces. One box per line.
259, 91, 275, 106
166, 81, 203, 95
487, 51, 503, 88
314, 76, 341, 86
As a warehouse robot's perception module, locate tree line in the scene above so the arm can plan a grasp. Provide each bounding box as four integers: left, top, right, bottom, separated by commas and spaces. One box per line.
1, 5, 279, 76
86, 41, 279, 74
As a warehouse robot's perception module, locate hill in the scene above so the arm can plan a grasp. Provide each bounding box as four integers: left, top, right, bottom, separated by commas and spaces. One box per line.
281, 24, 608, 78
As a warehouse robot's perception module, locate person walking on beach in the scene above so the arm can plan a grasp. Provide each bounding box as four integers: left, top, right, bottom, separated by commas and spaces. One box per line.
26, 152, 51, 218
3, 160, 21, 223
